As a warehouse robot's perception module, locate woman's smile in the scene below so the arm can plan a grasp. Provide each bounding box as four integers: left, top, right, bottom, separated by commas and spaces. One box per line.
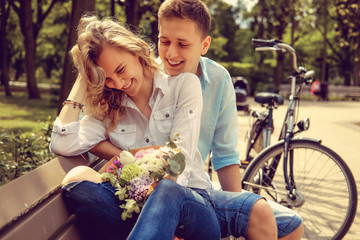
123, 79, 133, 90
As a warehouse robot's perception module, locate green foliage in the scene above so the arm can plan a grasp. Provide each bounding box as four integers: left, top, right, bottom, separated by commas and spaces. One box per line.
0, 117, 56, 186
0, 91, 57, 133
120, 199, 141, 221
219, 62, 256, 78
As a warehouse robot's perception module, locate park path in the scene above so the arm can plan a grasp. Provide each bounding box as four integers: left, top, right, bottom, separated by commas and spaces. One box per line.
233, 98, 360, 240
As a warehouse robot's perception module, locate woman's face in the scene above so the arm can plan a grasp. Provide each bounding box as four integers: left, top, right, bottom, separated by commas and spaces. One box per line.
96, 45, 144, 97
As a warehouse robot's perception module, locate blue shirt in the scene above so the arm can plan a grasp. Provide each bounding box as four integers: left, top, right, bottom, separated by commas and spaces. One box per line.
198, 57, 240, 170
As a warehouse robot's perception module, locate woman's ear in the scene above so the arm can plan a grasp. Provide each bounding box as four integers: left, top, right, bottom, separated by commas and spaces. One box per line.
105, 79, 115, 89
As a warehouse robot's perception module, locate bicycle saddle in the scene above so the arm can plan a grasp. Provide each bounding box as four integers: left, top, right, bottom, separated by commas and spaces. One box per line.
255, 92, 284, 106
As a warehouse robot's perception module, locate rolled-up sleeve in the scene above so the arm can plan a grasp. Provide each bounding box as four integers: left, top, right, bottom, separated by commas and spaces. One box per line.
50, 116, 107, 156
211, 73, 240, 171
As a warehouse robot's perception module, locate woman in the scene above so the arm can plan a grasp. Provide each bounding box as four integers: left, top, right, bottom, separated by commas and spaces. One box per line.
50, 15, 276, 240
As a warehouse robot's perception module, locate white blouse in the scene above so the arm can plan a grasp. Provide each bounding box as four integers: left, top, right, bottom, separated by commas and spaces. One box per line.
50, 71, 210, 191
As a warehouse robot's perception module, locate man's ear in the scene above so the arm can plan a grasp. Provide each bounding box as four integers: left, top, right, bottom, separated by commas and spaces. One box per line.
105, 79, 115, 89
200, 36, 211, 55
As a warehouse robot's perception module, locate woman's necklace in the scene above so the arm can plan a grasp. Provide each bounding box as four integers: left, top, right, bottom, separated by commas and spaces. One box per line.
140, 103, 151, 119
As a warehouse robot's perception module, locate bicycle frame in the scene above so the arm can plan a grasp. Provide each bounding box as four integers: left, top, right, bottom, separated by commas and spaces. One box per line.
252, 39, 314, 202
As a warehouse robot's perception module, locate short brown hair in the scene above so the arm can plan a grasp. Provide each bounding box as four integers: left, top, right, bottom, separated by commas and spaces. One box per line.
158, 0, 211, 39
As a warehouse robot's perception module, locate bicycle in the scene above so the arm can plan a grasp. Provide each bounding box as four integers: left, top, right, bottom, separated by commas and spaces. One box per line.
242, 91, 284, 167
241, 39, 358, 240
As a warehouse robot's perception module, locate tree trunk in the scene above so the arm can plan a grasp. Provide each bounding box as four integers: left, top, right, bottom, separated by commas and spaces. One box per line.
0, 0, 12, 96
274, 53, 285, 87
58, 0, 96, 113
321, 0, 328, 83
353, 38, 360, 86
110, 0, 115, 16
20, 0, 41, 99
125, 0, 140, 29
342, 56, 352, 86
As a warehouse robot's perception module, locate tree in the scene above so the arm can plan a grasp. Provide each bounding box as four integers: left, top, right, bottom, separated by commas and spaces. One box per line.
333, 0, 360, 86
0, 0, 12, 96
10, 0, 59, 99
117, 0, 164, 50
248, 0, 291, 86
57, 0, 95, 113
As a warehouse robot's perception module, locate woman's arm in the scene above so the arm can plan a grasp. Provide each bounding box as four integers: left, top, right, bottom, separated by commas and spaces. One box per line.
168, 73, 204, 186
89, 140, 122, 160
58, 75, 87, 125
50, 75, 107, 156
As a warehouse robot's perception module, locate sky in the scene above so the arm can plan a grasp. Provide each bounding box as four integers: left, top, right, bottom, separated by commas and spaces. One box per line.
223, 0, 257, 10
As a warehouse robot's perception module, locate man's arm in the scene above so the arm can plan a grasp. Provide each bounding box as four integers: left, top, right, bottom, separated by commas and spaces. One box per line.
89, 140, 122, 160
216, 164, 242, 192
210, 70, 242, 192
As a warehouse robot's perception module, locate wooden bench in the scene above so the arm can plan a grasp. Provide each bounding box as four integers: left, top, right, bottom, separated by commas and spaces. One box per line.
279, 84, 311, 98
327, 85, 360, 100
279, 84, 360, 100
0, 154, 236, 240
0, 154, 106, 240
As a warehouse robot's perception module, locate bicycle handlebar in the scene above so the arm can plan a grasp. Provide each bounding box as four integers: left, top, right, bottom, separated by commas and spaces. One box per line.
252, 38, 299, 73
252, 39, 283, 47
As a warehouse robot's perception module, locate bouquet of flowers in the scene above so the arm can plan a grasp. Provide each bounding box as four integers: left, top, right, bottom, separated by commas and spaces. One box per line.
101, 137, 185, 221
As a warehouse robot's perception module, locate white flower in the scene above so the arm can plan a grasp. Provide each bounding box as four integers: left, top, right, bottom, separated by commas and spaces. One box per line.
118, 151, 135, 165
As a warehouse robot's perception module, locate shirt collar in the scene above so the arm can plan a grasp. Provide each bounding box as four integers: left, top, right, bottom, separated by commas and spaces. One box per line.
199, 57, 210, 91
122, 71, 167, 110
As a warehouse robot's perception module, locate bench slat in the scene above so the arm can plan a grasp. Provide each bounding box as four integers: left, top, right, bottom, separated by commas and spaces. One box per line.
0, 155, 91, 230
0, 193, 78, 240
54, 221, 83, 240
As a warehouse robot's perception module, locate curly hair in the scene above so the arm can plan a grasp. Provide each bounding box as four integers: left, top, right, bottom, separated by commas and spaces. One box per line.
70, 15, 159, 131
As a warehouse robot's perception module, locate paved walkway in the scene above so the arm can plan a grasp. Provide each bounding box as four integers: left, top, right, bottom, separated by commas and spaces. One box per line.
213, 98, 360, 240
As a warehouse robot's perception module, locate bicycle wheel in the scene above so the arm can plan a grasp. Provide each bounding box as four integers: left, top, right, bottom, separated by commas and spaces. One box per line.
242, 138, 357, 240
244, 118, 264, 162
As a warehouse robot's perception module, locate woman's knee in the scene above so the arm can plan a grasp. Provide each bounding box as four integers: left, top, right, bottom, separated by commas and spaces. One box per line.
247, 199, 277, 240
62, 166, 102, 186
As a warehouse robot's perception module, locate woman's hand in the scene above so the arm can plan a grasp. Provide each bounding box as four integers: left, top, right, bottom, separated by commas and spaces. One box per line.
163, 174, 178, 182
173, 236, 184, 240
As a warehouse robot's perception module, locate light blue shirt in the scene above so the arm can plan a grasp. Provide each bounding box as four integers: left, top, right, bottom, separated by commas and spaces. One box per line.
198, 57, 240, 171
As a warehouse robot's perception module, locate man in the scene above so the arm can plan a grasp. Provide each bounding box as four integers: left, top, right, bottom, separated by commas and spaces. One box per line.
156, 0, 304, 239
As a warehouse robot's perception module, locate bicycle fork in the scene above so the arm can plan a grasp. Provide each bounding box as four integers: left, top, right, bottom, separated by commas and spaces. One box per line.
282, 77, 305, 207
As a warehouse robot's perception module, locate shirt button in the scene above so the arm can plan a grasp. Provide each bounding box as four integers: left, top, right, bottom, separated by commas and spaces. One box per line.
165, 113, 170, 118
145, 138, 150, 143
189, 110, 193, 114
121, 129, 125, 133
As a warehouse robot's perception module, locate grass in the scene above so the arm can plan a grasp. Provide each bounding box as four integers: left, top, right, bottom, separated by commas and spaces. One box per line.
0, 91, 58, 133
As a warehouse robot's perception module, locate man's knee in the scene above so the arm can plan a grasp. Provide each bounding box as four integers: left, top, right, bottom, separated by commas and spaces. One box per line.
279, 223, 304, 240
247, 199, 277, 240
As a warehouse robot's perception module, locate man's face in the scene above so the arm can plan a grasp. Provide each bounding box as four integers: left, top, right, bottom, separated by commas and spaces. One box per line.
158, 17, 210, 77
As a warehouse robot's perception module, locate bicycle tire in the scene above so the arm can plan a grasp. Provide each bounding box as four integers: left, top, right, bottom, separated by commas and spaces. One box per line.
242, 138, 357, 240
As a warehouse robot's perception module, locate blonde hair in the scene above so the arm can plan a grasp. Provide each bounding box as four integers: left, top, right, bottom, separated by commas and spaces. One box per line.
70, 15, 159, 131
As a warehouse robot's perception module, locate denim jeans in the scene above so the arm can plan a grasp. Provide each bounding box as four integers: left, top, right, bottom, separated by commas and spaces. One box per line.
62, 179, 220, 240
209, 190, 303, 238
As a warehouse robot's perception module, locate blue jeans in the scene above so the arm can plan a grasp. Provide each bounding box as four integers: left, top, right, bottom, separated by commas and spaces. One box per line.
209, 190, 303, 238
62, 180, 220, 240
